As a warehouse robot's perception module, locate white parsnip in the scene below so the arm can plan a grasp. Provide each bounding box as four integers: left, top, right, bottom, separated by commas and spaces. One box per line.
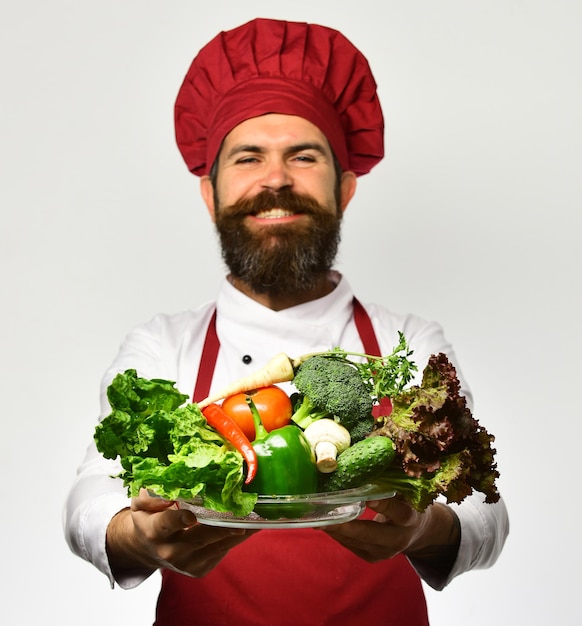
197, 352, 301, 408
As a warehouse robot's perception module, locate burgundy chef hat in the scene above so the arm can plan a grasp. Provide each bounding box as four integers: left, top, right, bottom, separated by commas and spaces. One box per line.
174, 18, 384, 177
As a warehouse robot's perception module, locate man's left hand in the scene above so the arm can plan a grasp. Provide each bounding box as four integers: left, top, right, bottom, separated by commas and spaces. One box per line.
322, 498, 460, 565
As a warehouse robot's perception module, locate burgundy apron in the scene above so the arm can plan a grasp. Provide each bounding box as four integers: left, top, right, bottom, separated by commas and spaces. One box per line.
155, 299, 429, 626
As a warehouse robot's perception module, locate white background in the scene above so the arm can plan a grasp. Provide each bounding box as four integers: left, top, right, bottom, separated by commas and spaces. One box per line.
2, 1, 580, 624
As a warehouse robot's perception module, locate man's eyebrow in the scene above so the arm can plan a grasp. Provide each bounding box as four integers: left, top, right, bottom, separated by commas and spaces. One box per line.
225, 144, 264, 159
285, 142, 329, 155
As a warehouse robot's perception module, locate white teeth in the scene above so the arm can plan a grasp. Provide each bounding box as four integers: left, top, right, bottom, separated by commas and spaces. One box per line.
255, 209, 294, 219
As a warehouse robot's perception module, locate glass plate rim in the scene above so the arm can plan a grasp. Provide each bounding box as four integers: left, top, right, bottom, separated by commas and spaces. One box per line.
149, 483, 397, 528
173, 482, 396, 507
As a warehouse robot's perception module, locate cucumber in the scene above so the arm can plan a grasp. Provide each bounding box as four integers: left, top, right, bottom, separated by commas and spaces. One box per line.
322, 435, 396, 492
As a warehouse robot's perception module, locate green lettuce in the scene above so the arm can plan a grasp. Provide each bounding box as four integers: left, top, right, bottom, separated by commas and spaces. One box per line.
94, 369, 257, 516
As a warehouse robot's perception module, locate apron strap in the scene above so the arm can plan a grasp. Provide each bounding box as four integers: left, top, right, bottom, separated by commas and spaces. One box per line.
192, 309, 220, 403
352, 297, 381, 356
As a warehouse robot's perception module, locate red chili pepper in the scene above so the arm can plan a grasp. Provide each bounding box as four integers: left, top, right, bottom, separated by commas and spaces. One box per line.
201, 403, 258, 485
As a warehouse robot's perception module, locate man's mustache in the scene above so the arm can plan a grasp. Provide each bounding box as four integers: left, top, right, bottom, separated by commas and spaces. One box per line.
219, 188, 327, 217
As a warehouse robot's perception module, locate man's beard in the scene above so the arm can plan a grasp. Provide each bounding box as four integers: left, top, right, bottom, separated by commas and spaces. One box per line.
214, 188, 342, 297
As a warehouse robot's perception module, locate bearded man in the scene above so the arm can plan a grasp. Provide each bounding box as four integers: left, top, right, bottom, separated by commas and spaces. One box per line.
64, 18, 509, 626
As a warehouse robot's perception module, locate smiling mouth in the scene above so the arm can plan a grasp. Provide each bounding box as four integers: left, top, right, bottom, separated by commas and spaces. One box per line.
254, 208, 297, 219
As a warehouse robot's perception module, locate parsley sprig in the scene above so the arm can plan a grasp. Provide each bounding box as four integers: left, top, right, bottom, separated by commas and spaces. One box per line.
323, 331, 418, 401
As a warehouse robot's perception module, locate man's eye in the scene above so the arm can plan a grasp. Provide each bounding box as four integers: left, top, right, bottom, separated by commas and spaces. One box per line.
292, 154, 316, 163
236, 156, 259, 163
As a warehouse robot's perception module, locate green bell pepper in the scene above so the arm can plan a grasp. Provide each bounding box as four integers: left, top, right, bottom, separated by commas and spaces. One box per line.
245, 397, 318, 519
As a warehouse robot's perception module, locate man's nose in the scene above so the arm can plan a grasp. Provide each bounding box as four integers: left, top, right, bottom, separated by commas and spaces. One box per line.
261, 158, 292, 192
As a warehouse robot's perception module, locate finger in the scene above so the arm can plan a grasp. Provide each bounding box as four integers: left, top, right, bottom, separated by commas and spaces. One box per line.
132, 488, 178, 513
324, 519, 388, 547
366, 497, 419, 527
157, 527, 259, 577
323, 522, 402, 561
131, 499, 197, 542
138, 507, 199, 541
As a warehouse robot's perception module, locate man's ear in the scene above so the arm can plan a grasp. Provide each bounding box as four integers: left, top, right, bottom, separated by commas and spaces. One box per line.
339, 171, 357, 214
200, 176, 216, 222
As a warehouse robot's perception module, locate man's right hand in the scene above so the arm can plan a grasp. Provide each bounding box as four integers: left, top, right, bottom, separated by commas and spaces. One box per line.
106, 489, 255, 580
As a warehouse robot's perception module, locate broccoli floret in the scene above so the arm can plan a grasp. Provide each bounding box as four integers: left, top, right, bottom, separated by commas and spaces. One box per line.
345, 414, 375, 443
290, 393, 330, 429
291, 356, 374, 442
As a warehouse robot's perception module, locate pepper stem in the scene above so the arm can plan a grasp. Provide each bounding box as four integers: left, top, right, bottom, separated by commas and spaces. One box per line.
246, 396, 269, 442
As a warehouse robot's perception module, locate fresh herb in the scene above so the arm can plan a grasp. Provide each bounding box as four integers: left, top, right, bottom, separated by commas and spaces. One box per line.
323, 331, 418, 402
